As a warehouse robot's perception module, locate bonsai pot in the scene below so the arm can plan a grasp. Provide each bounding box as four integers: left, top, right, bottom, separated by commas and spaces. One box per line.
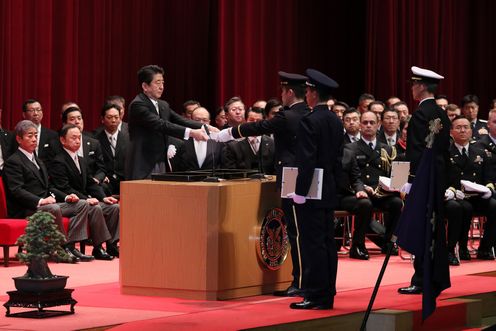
13, 275, 69, 293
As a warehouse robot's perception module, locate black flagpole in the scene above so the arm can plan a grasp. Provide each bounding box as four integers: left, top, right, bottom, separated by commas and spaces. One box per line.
360, 236, 397, 331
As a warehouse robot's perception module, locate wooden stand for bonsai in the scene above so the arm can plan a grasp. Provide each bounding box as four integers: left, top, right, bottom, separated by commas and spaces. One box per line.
4, 289, 77, 318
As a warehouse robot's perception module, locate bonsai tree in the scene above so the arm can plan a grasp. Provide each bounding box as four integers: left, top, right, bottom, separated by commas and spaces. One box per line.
16, 211, 71, 279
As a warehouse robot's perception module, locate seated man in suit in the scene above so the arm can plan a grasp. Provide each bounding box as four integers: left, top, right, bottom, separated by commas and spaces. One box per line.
445, 116, 496, 264
346, 111, 402, 254
3, 120, 93, 262
378, 108, 401, 148
173, 107, 223, 172
342, 108, 361, 145
95, 103, 129, 195
94, 96, 129, 136
222, 107, 275, 174
49, 124, 120, 260
461, 94, 488, 140
22, 99, 58, 163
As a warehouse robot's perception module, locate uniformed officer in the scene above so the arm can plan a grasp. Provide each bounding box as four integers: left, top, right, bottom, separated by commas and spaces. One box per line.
345, 110, 402, 253
398, 66, 451, 295
474, 109, 496, 188
289, 68, 342, 310
214, 71, 310, 297
445, 116, 496, 265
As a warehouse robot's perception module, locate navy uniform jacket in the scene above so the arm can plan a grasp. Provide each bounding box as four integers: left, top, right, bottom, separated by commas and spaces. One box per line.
406, 98, 451, 185
231, 101, 309, 187
346, 139, 395, 189
471, 119, 488, 140
446, 143, 491, 190
474, 134, 496, 187
295, 104, 343, 209
126, 93, 202, 180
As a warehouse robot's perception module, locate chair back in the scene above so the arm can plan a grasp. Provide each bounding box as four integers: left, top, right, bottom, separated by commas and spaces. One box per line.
0, 178, 8, 219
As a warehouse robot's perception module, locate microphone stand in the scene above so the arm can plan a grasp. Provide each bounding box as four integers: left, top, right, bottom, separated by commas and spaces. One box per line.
202, 125, 221, 182
250, 135, 266, 179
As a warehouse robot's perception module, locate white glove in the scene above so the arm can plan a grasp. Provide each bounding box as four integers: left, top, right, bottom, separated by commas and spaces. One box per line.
400, 183, 412, 194
444, 189, 455, 201
455, 190, 465, 200
482, 190, 493, 199
287, 192, 306, 205
211, 128, 233, 142
167, 145, 176, 159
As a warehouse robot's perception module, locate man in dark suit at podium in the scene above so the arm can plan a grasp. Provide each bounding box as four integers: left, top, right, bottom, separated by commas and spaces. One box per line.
213, 71, 310, 297
126, 65, 210, 180
289, 68, 343, 310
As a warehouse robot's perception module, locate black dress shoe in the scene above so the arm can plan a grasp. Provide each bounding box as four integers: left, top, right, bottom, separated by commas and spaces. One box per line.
350, 245, 369, 260
289, 298, 333, 310
58, 248, 79, 263
477, 250, 495, 260
459, 248, 471, 261
448, 252, 460, 266
69, 247, 94, 262
106, 243, 119, 258
273, 286, 302, 297
381, 244, 399, 256
398, 285, 422, 294
92, 246, 114, 261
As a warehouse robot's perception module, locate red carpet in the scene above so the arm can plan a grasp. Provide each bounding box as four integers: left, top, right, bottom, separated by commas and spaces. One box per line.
0, 254, 495, 330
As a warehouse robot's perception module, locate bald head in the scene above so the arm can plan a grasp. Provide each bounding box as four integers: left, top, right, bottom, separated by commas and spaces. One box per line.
192, 107, 210, 125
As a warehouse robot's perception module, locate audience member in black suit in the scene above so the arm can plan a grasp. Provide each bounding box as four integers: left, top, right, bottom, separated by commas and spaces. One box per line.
289, 69, 342, 310
126, 65, 209, 180
392, 101, 410, 131
21, 99, 58, 163
223, 97, 246, 128
378, 108, 401, 148
94, 96, 129, 136
461, 94, 488, 140
342, 108, 361, 145
331, 101, 349, 122
95, 103, 129, 195
475, 109, 496, 187
221, 107, 275, 175
214, 71, 309, 298
3, 120, 93, 262
173, 107, 223, 172
50, 125, 119, 260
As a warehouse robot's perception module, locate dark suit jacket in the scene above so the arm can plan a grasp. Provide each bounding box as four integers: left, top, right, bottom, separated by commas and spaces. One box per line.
222, 135, 275, 175
471, 119, 488, 140
93, 122, 129, 137
3, 149, 66, 218
49, 150, 106, 201
173, 139, 223, 171
126, 93, 202, 179
474, 134, 496, 185
345, 139, 395, 189
95, 129, 129, 193
295, 105, 344, 209
230, 101, 309, 187
37, 126, 58, 162
377, 129, 401, 147
0, 129, 16, 172
48, 133, 107, 182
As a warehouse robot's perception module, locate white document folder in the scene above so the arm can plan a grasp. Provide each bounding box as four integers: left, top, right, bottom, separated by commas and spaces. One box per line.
390, 161, 410, 191
280, 167, 323, 200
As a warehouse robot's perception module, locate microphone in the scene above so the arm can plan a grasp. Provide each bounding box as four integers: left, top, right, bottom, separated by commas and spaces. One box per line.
202, 124, 222, 182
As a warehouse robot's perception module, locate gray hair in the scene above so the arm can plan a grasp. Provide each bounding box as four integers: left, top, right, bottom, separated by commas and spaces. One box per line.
15, 120, 38, 137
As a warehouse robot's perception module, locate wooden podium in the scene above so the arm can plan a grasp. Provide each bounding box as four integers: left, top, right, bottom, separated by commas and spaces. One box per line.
119, 178, 292, 300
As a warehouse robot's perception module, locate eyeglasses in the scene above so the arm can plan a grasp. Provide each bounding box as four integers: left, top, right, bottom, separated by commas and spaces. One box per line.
361, 120, 377, 125
26, 108, 42, 113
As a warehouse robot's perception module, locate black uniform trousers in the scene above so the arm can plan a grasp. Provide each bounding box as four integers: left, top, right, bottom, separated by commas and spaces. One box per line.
338, 196, 373, 246
294, 203, 337, 301
281, 198, 301, 289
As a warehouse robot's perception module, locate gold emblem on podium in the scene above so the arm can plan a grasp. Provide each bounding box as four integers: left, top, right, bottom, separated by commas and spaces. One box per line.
257, 208, 289, 270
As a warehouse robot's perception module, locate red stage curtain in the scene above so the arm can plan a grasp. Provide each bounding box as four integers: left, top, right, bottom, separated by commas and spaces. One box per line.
365, 0, 496, 117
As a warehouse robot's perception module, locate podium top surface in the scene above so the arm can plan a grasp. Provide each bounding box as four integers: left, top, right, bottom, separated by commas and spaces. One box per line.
121, 177, 276, 187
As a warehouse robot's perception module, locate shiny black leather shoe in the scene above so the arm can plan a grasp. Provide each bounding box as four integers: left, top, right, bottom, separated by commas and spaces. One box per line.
273, 286, 302, 297
398, 285, 422, 294
448, 252, 460, 266
92, 246, 114, 261
289, 299, 333, 310
349, 245, 369, 260
106, 243, 119, 258
458, 248, 471, 261
70, 247, 94, 262
60, 248, 80, 263
477, 250, 495, 260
